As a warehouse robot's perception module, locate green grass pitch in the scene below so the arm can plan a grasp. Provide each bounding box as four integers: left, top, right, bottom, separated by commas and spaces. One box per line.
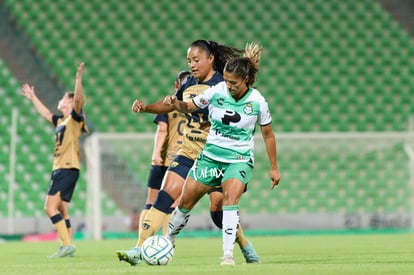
1, 233, 413, 274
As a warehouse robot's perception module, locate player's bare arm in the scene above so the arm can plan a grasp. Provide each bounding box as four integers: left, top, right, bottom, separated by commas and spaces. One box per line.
132, 99, 175, 114
152, 121, 168, 166
260, 123, 280, 189
21, 83, 53, 123
73, 62, 85, 114
163, 95, 198, 113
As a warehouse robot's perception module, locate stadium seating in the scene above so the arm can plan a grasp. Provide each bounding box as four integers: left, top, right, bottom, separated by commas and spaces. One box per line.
4, 0, 413, 133
1, 0, 413, 219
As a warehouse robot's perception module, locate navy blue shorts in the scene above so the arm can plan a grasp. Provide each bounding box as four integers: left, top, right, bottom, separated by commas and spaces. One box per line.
48, 168, 80, 202
147, 165, 168, 189
206, 184, 248, 195
207, 186, 223, 195
167, 155, 194, 180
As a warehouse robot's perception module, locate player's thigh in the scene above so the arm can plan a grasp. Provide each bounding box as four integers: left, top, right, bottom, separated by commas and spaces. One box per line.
44, 193, 62, 214
160, 171, 185, 200
179, 177, 211, 210
59, 201, 69, 219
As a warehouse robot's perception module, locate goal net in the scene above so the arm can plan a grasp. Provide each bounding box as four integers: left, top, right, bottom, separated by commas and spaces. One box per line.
83, 132, 414, 239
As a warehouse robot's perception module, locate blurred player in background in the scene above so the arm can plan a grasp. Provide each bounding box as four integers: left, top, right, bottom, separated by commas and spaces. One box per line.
127, 208, 140, 231
135, 70, 191, 238
116, 40, 260, 265
164, 44, 280, 265
21, 62, 88, 258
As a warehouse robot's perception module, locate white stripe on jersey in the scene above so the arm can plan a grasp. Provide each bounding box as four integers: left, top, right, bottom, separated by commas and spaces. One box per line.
193, 81, 272, 163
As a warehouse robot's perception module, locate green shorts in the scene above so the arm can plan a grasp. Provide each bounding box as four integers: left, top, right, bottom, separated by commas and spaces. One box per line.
188, 153, 253, 188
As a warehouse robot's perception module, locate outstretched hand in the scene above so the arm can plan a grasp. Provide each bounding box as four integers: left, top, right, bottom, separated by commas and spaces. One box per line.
131, 99, 146, 113
270, 169, 281, 189
21, 83, 35, 100
76, 62, 84, 80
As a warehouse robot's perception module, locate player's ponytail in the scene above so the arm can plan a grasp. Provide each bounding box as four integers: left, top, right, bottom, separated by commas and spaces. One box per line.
244, 43, 262, 72
224, 43, 262, 86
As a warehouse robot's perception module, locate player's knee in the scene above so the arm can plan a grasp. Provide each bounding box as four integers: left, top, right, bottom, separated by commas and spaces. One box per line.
153, 190, 175, 213
44, 206, 54, 217
210, 211, 223, 229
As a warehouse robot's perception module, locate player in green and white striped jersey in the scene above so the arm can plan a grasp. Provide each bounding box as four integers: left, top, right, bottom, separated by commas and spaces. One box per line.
164, 43, 281, 265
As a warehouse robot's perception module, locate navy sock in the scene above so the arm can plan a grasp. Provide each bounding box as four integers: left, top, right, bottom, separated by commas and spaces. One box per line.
210, 211, 223, 229
153, 190, 175, 213
50, 213, 63, 224
65, 219, 71, 229
167, 207, 175, 214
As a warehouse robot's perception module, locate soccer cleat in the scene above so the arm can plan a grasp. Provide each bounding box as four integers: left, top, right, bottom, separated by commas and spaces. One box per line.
241, 241, 261, 263
116, 247, 142, 266
164, 234, 176, 248
67, 244, 76, 257
47, 245, 76, 258
220, 255, 235, 266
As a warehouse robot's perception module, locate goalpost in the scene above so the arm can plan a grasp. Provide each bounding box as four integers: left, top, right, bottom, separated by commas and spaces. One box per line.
404, 116, 414, 230
8, 108, 18, 234
83, 133, 155, 240
83, 131, 414, 240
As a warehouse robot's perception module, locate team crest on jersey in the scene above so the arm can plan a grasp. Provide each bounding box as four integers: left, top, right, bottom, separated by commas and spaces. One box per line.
243, 103, 253, 115
199, 97, 208, 105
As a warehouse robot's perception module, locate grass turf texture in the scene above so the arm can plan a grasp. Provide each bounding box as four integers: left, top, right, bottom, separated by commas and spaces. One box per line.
0, 233, 413, 274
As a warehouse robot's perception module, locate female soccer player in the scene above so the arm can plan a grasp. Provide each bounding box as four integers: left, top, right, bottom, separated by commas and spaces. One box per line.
21, 63, 88, 258
164, 44, 281, 265
116, 40, 260, 265
136, 70, 191, 237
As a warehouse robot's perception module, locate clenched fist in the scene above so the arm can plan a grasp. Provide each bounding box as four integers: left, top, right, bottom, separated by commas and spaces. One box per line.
131, 99, 146, 113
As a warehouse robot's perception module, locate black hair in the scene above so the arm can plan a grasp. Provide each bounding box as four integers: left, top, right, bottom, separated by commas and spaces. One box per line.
190, 40, 244, 74
175, 70, 191, 87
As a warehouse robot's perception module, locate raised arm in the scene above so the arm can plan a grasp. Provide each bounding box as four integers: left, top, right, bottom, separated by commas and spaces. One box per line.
73, 62, 85, 115
21, 83, 53, 123
260, 123, 281, 189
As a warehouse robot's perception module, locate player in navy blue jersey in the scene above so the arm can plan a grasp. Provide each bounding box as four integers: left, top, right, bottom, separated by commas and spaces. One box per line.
135, 70, 191, 238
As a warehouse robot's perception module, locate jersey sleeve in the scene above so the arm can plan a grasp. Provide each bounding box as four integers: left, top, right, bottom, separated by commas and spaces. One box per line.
258, 97, 272, 126
52, 114, 63, 126
70, 109, 84, 122
192, 86, 215, 109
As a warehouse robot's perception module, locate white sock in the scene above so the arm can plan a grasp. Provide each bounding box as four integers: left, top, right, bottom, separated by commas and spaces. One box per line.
165, 207, 191, 244
222, 205, 239, 257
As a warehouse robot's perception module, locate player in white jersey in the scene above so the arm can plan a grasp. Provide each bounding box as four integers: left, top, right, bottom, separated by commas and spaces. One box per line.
163, 43, 281, 265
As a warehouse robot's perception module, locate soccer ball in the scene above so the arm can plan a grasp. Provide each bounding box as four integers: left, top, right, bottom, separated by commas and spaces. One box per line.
141, 235, 174, 265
